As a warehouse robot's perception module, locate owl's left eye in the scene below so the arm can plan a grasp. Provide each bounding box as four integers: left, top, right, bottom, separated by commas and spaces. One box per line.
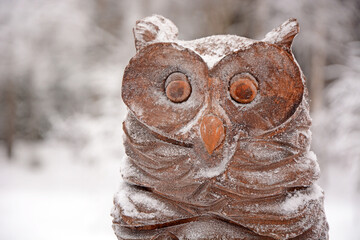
229, 73, 258, 104
165, 72, 192, 103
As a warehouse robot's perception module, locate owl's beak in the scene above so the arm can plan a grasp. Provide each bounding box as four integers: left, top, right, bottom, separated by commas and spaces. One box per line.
200, 115, 225, 154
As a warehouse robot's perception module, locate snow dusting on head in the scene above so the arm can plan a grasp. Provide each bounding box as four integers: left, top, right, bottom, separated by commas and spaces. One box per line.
133, 14, 257, 69
178, 35, 256, 69
133, 14, 178, 51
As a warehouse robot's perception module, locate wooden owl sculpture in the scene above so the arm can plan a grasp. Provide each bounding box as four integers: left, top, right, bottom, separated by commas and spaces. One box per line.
112, 15, 329, 240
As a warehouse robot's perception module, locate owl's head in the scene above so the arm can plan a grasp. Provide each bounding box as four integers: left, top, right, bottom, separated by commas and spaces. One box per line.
122, 15, 304, 160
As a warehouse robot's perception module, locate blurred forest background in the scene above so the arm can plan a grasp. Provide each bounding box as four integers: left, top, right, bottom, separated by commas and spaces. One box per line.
0, 0, 359, 239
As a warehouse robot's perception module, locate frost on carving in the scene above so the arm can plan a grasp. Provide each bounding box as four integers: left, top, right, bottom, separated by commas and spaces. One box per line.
263, 18, 299, 53
133, 15, 179, 52
112, 15, 329, 240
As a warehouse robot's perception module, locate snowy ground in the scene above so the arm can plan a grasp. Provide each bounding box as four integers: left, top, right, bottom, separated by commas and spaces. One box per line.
0, 141, 120, 240
0, 140, 359, 240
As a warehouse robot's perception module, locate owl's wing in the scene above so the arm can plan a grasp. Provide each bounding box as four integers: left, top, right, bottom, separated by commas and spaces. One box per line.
112, 182, 197, 230
121, 113, 215, 204
210, 105, 326, 239
216, 104, 318, 196
116, 115, 200, 228
210, 185, 326, 240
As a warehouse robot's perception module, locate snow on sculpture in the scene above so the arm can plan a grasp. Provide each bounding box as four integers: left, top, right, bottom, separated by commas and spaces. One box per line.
112, 15, 329, 239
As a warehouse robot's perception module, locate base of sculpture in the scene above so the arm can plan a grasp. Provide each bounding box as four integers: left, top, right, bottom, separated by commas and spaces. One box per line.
113, 213, 328, 240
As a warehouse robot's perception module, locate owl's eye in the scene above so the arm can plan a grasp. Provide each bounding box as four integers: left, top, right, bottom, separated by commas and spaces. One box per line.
229, 74, 258, 104
165, 72, 192, 103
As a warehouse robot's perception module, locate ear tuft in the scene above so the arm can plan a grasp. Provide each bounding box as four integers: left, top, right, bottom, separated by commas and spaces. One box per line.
263, 18, 299, 53
133, 15, 179, 52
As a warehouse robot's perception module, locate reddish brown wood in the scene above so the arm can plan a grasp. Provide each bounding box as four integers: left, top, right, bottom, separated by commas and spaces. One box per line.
113, 15, 329, 240
165, 72, 191, 103
229, 74, 258, 104
200, 115, 225, 154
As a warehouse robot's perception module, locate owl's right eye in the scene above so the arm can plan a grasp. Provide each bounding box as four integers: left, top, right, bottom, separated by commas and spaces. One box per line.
165, 72, 192, 103
229, 73, 258, 104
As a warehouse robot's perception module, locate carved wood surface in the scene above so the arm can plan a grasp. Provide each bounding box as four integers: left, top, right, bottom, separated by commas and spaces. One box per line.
112, 15, 329, 240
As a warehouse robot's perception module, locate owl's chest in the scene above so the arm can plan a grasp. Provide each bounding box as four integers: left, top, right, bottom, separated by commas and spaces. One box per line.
122, 114, 316, 203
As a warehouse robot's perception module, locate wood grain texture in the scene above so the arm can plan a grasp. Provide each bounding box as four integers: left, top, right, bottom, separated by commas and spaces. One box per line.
113, 15, 329, 240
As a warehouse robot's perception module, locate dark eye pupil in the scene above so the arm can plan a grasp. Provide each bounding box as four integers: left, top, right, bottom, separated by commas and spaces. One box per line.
234, 84, 253, 99
165, 72, 191, 103
168, 82, 185, 99
229, 74, 258, 104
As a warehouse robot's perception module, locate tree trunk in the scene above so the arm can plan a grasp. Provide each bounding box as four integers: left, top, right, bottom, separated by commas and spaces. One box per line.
309, 4, 326, 112
5, 78, 15, 159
